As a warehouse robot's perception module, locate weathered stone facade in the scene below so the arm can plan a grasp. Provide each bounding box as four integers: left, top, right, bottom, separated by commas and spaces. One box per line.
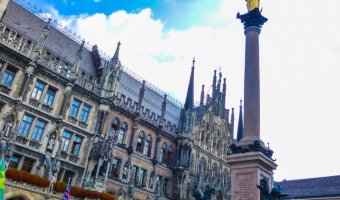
0, 1, 234, 199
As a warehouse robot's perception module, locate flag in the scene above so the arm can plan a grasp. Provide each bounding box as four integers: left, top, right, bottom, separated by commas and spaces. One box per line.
0, 156, 6, 200
63, 178, 71, 200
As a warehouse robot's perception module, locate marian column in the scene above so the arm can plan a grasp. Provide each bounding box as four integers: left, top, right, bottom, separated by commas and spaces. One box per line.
228, 1, 277, 200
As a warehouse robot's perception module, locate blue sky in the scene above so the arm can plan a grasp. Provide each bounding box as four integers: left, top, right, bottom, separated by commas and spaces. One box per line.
22, 0, 340, 182
30, 0, 221, 30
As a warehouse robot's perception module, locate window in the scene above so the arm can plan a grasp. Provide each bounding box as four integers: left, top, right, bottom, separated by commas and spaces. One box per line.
21, 157, 35, 172
143, 135, 152, 157
131, 166, 138, 184
61, 131, 72, 152
117, 124, 126, 144
71, 135, 82, 156
31, 119, 46, 142
137, 168, 146, 187
63, 170, 75, 183
18, 114, 33, 137
8, 154, 21, 169
80, 104, 91, 122
31, 80, 45, 100
69, 99, 81, 118
1, 68, 15, 87
136, 132, 144, 153
166, 146, 174, 166
160, 143, 167, 163
0, 62, 4, 69
43, 87, 56, 107
163, 178, 169, 195
111, 158, 120, 178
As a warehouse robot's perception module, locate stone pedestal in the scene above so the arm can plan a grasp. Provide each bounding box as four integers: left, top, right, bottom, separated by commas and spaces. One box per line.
228, 152, 277, 200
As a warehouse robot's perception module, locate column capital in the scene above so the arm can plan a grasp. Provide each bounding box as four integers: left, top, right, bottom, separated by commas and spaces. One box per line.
237, 8, 268, 30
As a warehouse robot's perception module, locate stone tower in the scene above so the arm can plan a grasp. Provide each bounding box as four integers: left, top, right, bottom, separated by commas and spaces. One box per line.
174, 59, 232, 200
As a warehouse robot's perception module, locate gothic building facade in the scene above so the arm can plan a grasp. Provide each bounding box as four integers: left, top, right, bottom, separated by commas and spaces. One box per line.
0, 1, 235, 199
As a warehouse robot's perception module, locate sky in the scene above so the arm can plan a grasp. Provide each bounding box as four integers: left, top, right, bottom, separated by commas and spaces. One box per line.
26, 0, 340, 181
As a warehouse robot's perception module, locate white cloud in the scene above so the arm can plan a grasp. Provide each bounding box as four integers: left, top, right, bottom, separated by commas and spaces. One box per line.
93, 0, 102, 3
52, 0, 340, 181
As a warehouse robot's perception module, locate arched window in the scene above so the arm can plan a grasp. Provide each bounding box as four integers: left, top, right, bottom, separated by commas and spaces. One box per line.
143, 135, 152, 157
117, 122, 127, 144
136, 132, 145, 153
160, 143, 167, 164
110, 117, 120, 139
166, 145, 174, 166
200, 132, 205, 142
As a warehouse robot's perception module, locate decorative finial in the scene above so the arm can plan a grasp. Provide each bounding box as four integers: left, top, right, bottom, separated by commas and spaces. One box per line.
192, 57, 195, 67
240, 99, 243, 107
267, 141, 270, 149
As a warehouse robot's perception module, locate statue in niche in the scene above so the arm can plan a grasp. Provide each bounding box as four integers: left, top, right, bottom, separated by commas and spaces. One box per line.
43, 153, 52, 179
148, 171, 155, 190
46, 133, 56, 151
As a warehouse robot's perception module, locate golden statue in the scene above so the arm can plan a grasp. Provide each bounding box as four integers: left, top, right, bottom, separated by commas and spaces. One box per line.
246, 0, 260, 12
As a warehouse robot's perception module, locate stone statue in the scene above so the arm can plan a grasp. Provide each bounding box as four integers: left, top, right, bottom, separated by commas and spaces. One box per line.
43, 154, 52, 179
148, 171, 155, 190
47, 169, 58, 193
246, 0, 260, 12
46, 133, 56, 151
257, 178, 291, 200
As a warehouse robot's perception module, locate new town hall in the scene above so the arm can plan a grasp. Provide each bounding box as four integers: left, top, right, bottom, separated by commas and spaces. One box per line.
0, 0, 238, 199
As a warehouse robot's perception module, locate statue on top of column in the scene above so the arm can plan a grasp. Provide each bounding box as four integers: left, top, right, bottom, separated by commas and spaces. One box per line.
246, 0, 260, 12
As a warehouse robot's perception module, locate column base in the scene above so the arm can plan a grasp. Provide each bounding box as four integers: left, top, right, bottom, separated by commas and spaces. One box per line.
228, 152, 277, 200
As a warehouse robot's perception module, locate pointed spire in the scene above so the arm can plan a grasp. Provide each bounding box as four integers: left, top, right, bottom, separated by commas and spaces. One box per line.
217, 71, 222, 96
112, 41, 121, 61
74, 40, 85, 75
32, 18, 51, 62
212, 70, 217, 99
230, 107, 235, 139
222, 78, 226, 109
136, 80, 146, 115
200, 85, 205, 107
184, 58, 195, 111
159, 94, 167, 127
237, 100, 244, 142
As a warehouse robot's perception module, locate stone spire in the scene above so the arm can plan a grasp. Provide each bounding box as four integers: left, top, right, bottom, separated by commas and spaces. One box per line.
222, 78, 226, 109
32, 18, 51, 61
136, 80, 146, 115
200, 85, 205, 107
184, 58, 195, 111
212, 70, 217, 99
237, 100, 244, 142
159, 94, 167, 127
112, 41, 121, 61
74, 40, 85, 75
230, 107, 235, 139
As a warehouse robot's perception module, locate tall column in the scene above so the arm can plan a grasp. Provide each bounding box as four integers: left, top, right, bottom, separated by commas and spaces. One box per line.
229, 6, 277, 200
243, 26, 261, 143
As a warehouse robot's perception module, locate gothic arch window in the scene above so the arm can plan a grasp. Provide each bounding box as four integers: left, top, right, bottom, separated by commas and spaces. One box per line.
160, 143, 167, 164
166, 145, 174, 166
212, 163, 219, 179
199, 157, 207, 176
200, 132, 205, 142
206, 133, 210, 146
136, 131, 145, 153
143, 134, 152, 157
116, 122, 127, 144
110, 117, 120, 139
107, 74, 114, 90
